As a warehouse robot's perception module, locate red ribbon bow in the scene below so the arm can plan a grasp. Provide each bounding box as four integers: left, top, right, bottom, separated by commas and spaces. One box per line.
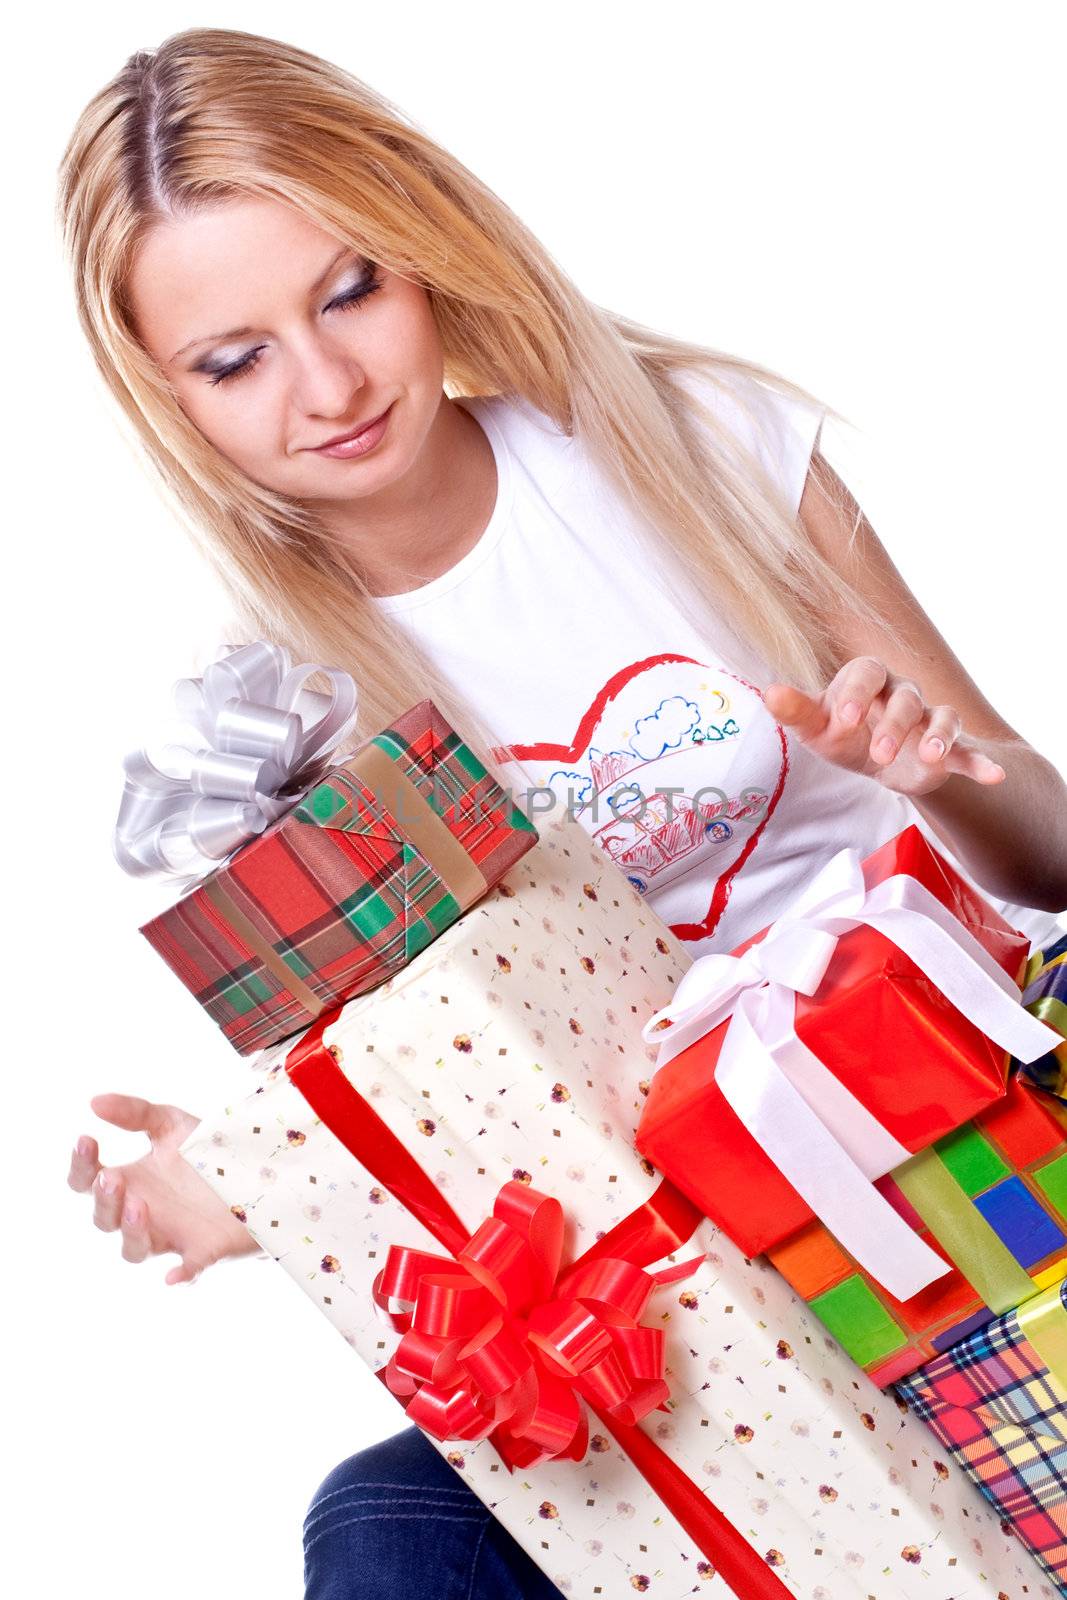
374, 1179, 700, 1469
287, 1009, 797, 1600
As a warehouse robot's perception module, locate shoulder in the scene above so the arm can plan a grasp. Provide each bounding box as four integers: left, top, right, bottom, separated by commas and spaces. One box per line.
458, 390, 580, 500
459, 391, 572, 455
670, 361, 827, 521
462, 365, 826, 522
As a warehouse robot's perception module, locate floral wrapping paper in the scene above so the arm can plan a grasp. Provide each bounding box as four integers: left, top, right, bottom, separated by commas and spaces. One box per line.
179, 813, 1046, 1598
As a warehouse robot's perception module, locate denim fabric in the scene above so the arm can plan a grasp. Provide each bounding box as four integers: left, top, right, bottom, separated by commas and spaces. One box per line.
303, 1425, 566, 1599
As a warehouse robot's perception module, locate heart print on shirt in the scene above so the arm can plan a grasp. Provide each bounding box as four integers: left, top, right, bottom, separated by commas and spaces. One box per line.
494, 653, 789, 943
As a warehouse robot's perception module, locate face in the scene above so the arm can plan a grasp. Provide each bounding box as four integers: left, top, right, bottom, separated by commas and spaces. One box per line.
127, 194, 446, 507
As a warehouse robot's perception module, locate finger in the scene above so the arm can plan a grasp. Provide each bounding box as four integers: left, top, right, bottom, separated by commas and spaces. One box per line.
120, 1200, 153, 1265
90, 1093, 175, 1141
164, 1257, 204, 1287
68, 1135, 102, 1194
943, 743, 1007, 785
762, 683, 828, 740
92, 1168, 127, 1233
868, 680, 926, 765
827, 656, 890, 726
917, 704, 963, 764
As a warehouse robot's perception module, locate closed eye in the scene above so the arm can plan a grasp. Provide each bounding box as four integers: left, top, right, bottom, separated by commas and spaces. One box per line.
325, 270, 384, 315
204, 265, 384, 387
206, 345, 268, 387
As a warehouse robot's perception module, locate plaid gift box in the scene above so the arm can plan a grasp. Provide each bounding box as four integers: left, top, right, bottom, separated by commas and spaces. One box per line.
898, 1278, 1067, 1594
141, 699, 537, 1054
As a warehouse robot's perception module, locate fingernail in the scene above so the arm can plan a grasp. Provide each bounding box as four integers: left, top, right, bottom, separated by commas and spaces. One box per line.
925, 736, 945, 756
875, 736, 897, 760
841, 701, 862, 725
98, 1172, 116, 1195
123, 1206, 138, 1227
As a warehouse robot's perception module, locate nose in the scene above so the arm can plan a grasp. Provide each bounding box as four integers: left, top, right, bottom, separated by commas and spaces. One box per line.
292, 335, 367, 421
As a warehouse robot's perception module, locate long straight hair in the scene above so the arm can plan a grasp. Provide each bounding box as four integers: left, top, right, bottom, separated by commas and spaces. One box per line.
56, 26, 899, 781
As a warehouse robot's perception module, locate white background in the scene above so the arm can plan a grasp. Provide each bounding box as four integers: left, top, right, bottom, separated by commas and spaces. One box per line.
8, 2, 1066, 1596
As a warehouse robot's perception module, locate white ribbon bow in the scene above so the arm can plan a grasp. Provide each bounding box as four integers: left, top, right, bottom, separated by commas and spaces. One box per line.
113, 641, 360, 885
641, 846, 1063, 1302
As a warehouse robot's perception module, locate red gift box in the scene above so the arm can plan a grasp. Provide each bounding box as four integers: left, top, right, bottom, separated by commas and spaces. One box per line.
635, 824, 1031, 1260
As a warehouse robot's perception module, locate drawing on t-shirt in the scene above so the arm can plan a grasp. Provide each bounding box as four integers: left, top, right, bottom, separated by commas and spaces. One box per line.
496, 653, 790, 943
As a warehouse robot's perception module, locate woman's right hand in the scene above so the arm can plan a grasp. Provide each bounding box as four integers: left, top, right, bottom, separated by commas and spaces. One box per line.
67, 1094, 264, 1284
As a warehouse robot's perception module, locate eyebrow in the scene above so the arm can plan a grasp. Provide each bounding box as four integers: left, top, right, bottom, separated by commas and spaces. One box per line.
169, 244, 355, 363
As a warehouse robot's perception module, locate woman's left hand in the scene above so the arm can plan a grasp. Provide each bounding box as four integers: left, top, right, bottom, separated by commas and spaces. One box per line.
762, 655, 1007, 798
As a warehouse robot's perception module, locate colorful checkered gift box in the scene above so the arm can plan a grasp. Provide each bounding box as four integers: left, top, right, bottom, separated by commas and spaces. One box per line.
898, 1275, 1067, 1594
140, 698, 537, 1054
767, 933, 1067, 1385
766, 1068, 1067, 1384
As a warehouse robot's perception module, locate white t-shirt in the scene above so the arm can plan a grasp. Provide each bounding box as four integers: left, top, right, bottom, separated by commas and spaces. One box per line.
373, 372, 1065, 959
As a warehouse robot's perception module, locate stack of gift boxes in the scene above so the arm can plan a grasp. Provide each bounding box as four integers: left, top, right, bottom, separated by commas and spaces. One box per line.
120, 644, 1067, 1600
636, 826, 1067, 1594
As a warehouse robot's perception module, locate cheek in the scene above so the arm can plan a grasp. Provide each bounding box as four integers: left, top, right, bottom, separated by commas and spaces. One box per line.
376, 283, 443, 380
179, 379, 283, 467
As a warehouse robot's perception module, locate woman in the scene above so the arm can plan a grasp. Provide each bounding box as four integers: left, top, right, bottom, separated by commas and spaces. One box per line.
59, 26, 1067, 1600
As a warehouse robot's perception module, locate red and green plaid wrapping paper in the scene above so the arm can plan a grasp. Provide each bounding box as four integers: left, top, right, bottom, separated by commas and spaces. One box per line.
141, 700, 537, 1055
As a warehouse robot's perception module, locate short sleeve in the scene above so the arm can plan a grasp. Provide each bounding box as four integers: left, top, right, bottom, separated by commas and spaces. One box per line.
672, 364, 826, 522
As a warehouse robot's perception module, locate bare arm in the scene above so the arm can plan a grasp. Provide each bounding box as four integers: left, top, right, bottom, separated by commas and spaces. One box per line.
765, 450, 1067, 912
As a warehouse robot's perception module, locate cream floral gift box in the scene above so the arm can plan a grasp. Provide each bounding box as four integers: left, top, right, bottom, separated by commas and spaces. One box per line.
179, 813, 1045, 1600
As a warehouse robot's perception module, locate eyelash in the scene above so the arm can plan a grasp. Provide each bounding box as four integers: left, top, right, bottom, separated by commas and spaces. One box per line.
207, 270, 384, 387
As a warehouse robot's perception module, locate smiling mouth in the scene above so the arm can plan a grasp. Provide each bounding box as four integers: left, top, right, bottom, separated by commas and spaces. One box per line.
310, 405, 392, 450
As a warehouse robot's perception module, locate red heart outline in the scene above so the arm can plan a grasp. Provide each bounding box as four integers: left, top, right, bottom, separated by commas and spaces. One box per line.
491, 653, 790, 943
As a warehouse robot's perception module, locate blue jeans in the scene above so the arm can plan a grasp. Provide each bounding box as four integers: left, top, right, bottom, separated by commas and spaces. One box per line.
303, 1425, 566, 1599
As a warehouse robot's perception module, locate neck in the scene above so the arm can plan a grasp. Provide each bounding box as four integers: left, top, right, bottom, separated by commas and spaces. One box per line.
313, 396, 497, 599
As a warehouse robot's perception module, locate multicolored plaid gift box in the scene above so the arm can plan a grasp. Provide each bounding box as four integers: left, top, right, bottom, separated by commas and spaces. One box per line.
141, 700, 537, 1054
898, 1276, 1067, 1595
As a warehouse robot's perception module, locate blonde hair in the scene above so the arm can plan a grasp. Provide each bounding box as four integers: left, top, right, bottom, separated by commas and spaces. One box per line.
56, 25, 897, 782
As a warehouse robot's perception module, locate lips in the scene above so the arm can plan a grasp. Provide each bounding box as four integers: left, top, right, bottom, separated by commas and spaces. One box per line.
311, 405, 391, 450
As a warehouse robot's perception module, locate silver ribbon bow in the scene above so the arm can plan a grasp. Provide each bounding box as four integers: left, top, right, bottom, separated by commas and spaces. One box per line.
113, 641, 360, 884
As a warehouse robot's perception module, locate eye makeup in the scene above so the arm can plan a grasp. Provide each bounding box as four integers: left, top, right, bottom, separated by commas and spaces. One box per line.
194, 259, 384, 387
